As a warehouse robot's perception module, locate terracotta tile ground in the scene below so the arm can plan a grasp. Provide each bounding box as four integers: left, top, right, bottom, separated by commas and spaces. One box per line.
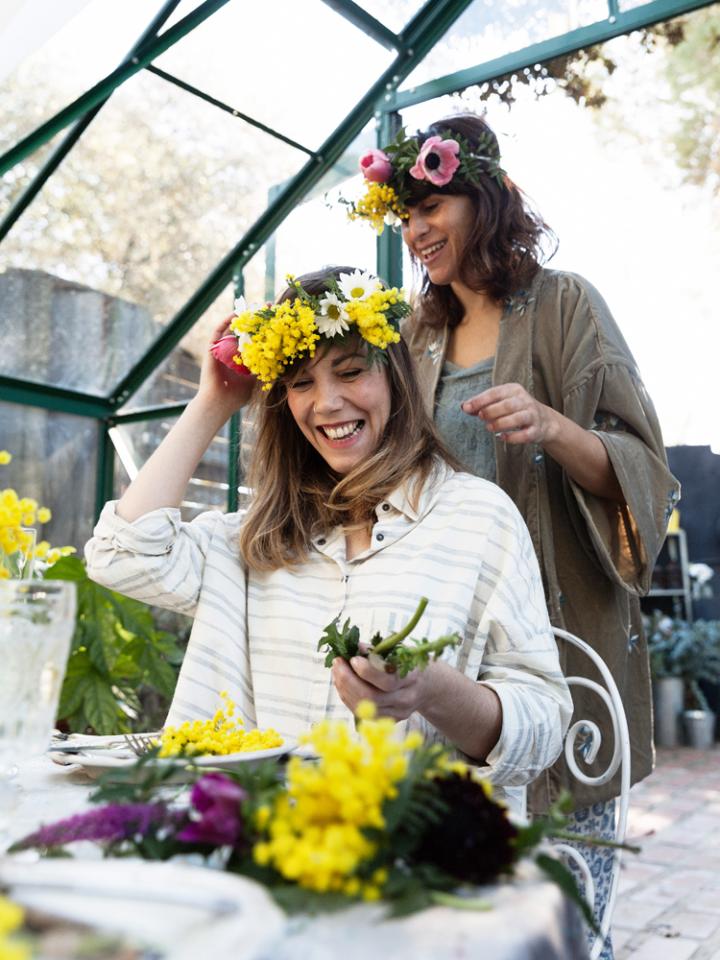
614, 746, 720, 959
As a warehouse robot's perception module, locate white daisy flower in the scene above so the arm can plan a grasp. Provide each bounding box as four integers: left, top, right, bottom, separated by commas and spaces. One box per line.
337, 269, 379, 302
317, 293, 350, 337
233, 295, 248, 315
384, 210, 402, 228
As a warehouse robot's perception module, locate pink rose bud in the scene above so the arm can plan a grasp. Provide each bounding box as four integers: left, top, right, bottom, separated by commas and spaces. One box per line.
211, 335, 249, 376
359, 149, 393, 183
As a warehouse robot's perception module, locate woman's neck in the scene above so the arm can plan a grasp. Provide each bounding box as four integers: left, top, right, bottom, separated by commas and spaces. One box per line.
446, 281, 503, 367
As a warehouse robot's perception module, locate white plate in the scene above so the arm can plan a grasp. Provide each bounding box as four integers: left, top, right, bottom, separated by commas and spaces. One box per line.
0, 854, 286, 960
50, 736, 292, 779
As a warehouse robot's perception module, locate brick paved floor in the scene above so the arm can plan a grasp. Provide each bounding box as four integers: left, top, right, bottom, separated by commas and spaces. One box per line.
614, 746, 720, 959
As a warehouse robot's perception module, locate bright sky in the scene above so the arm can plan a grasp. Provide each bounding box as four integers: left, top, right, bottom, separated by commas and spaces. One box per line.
4, 0, 718, 451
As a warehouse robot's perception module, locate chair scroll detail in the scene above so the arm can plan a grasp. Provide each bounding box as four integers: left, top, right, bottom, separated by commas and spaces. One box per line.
551, 627, 631, 960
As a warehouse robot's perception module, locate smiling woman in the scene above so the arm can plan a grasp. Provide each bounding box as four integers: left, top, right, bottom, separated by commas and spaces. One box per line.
84, 264, 573, 815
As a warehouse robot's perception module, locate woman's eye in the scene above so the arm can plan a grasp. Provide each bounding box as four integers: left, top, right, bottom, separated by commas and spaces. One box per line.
339, 368, 363, 380
289, 379, 312, 391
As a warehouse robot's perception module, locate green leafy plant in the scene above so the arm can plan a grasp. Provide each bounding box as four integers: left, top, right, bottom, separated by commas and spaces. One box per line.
45, 556, 185, 734
318, 597, 461, 677
644, 611, 720, 710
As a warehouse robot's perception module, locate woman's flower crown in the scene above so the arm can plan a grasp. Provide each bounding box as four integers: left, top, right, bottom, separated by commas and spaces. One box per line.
224, 271, 409, 389
344, 127, 505, 234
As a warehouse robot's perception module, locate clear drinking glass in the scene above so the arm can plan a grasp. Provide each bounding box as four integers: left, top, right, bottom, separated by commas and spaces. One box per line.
0, 580, 76, 773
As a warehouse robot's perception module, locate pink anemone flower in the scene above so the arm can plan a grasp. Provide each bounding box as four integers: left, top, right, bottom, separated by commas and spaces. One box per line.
409, 136, 460, 187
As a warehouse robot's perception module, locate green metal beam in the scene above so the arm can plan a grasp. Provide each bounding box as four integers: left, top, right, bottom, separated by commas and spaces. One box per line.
109, 403, 188, 426
227, 270, 244, 514
95, 422, 116, 520
321, 0, 401, 51
0, 376, 114, 420
375, 111, 403, 288
145, 66, 319, 158
108, 0, 477, 407
0, 0, 232, 177
0, 1, 183, 246
386, 0, 719, 111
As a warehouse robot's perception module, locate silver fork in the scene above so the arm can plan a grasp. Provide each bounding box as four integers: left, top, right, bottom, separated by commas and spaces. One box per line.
122, 732, 159, 757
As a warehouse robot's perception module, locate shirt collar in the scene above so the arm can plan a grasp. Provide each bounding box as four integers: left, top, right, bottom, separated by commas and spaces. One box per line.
377, 460, 454, 523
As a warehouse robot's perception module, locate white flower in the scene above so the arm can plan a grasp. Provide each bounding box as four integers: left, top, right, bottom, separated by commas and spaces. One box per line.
233, 295, 248, 315
337, 269, 379, 302
384, 210, 402, 228
317, 293, 350, 337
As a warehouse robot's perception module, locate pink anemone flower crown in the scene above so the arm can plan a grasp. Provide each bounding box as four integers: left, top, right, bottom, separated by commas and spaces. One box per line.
342, 127, 505, 234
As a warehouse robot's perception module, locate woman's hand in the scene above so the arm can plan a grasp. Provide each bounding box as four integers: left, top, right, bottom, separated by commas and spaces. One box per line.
197, 317, 255, 417
331, 655, 431, 721
463, 381, 624, 500
461, 382, 558, 445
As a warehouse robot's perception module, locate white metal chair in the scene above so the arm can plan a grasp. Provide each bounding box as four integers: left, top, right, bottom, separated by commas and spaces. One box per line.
551, 627, 631, 960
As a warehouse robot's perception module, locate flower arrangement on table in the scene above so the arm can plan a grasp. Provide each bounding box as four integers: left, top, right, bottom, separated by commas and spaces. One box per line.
0, 451, 75, 579
12, 701, 605, 925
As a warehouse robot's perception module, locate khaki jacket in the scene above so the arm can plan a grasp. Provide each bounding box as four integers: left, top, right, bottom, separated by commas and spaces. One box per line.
405, 267, 680, 810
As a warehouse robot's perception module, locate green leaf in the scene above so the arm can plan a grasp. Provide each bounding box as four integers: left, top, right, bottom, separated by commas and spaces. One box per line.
82, 672, 124, 734
317, 616, 360, 666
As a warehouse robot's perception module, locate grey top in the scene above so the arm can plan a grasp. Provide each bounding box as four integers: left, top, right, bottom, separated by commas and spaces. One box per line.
434, 355, 496, 481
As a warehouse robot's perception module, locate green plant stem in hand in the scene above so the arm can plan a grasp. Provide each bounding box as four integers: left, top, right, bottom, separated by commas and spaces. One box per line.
318, 597, 460, 677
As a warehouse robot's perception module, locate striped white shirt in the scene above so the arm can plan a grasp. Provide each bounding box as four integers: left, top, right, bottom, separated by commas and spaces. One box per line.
85, 465, 571, 804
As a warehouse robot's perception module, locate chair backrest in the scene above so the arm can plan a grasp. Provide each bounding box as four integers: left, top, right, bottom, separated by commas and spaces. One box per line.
551, 627, 631, 960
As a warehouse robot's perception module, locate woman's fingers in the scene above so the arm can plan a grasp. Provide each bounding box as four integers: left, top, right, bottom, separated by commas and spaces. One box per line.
210, 314, 237, 343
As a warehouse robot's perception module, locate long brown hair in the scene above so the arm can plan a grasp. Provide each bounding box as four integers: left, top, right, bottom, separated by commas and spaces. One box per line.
239, 267, 458, 571
407, 114, 557, 328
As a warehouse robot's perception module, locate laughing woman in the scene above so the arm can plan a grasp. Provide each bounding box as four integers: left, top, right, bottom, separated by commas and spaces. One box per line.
85, 266, 571, 812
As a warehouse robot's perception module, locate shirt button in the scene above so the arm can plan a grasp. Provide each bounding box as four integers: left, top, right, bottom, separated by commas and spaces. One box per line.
381, 503, 390, 512
533, 452, 544, 464
317, 538, 326, 546
376, 533, 384, 542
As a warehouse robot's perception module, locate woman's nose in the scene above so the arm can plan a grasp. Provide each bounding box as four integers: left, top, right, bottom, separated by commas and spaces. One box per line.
312, 382, 343, 416
403, 210, 427, 245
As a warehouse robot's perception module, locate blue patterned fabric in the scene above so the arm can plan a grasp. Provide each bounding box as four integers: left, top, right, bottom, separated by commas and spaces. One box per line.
562, 799, 616, 960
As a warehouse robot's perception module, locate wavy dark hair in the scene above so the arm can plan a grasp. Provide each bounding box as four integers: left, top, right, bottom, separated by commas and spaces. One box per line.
239, 266, 458, 571
406, 114, 557, 328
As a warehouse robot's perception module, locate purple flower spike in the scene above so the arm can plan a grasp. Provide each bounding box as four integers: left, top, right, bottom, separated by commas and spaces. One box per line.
14, 803, 175, 850
178, 773, 246, 847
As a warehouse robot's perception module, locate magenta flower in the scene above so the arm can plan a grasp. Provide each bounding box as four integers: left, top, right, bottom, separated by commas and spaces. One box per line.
409, 136, 461, 187
210, 335, 249, 376
359, 149, 393, 183
177, 772, 247, 847
13, 803, 180, 849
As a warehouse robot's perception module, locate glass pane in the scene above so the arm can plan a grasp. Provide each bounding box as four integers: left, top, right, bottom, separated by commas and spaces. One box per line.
0, 0, 172, 145
400, 0, 609, 91
0, 267, 156, 396
0, 401, 98, 555
260, 131, 378, 298
398, 46, 718, 450
153, 0, 393, 149
111, 417, 234, 521
355, 0, 428, 33
0, 67, 303, 395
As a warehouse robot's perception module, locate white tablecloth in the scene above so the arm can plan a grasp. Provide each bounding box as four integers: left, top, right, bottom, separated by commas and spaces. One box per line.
2, 756, 589, 960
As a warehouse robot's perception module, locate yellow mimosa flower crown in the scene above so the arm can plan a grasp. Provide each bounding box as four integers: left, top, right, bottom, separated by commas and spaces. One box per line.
228, 270, 410, 389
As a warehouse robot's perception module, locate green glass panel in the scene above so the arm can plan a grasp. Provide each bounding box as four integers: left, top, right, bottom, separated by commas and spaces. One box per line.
0, 1, 173, 145
354, 1, 428, 32
152, 0, 392, 149
116, 280, 238, 411
0, 400, 98, 554
111, 416, 235, 520
0, 68, 303, 395
399, 0, 609, 91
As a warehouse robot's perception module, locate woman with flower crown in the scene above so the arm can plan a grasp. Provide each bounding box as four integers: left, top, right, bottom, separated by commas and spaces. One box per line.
350, 114, 678, 957
85, 265, 571, 814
